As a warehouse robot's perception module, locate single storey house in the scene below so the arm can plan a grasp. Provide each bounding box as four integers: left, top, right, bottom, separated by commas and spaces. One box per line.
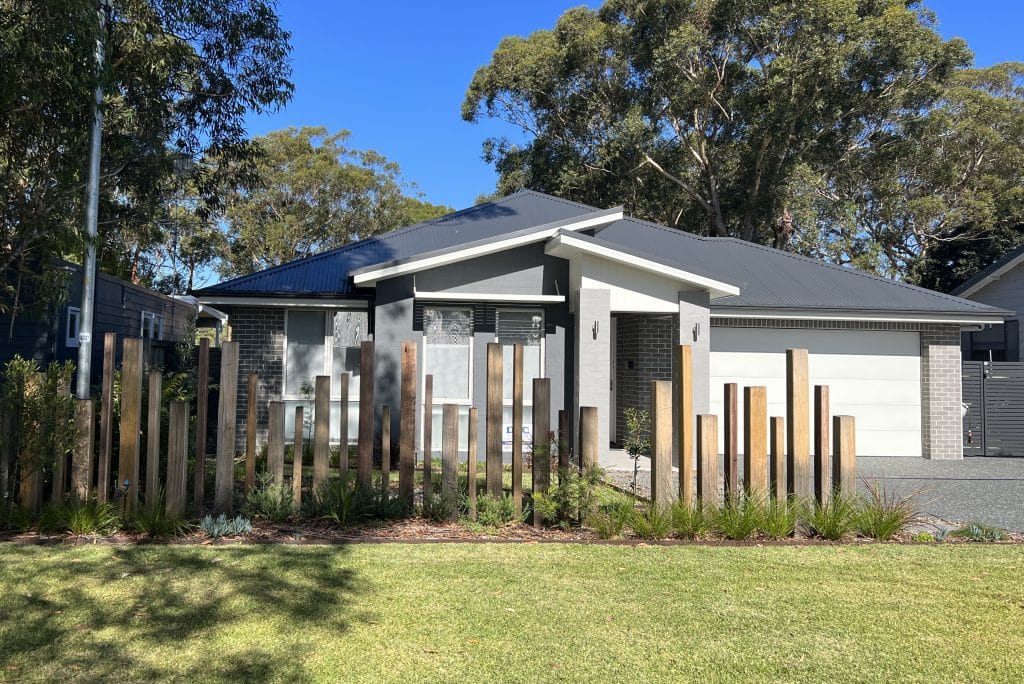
950, 244, 1024, 362
195, 191, 1006, 461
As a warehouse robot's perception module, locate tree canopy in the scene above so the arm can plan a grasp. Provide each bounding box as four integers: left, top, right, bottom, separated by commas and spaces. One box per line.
219, 127, 452, 277
463, 0, 1024, 283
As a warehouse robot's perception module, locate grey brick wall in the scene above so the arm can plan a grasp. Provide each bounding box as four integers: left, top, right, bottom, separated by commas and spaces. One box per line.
226, 307, 285, 452
920, 325, 963, 460
614, 314, 677, 443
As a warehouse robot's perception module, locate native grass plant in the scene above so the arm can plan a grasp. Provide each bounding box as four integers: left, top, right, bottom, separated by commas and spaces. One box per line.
621, 407, 651, 499
316, 475, 373, 526
532, 466, 604, 528
36, 498, 123, 536
130, 499, 192, 538
0, 501, 33, 531
759, 498, 799, 539
631, 504, 674, 540
951, 522, 1008, 542
586, 499, 635, 539
476, 493, 523, 527
855, 480, 921, 540
671, 500, 714, 539
200, 514, 253, 538
713, 496, 762, 541
419, 491, 458, 523
242, 473, 296, 522
802, 493, 860, 541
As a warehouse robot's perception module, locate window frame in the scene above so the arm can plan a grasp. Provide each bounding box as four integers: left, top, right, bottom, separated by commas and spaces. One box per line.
65, 306, 81, 348
283, 309, 365, 401
421, 305, 475, 405
494, 307, 546, 408
140, 311, 163, 341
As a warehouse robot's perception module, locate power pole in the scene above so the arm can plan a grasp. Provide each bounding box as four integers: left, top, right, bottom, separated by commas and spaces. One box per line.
75, 0, 112, 399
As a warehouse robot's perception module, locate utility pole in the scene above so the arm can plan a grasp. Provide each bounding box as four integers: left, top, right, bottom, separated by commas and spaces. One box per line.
75, 0, 111, 399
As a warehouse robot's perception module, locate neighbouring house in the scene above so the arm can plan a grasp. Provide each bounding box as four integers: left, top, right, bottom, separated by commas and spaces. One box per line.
950, 244, 1024, 362
195, 190, 1007, 461
0, 261, 200, 381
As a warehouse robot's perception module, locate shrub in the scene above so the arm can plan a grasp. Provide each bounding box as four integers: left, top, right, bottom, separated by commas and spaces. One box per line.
476, 494, 520, 527
913, 532, 936, 543
631, 505, 674, 540
130, 501, 192, 537
622, 407, 651, 498
419, 492, 457, 523
714, 496, 761, 541
802, 493, 859, 541
586, 499, 634, 539
856, 481, 920, 540
316, 475, 372, 526
758, 498, 797, 539
242, 473, 295, 523
671, 501, 713, 539
950, 522, 1007, 542
200, 514, 253, 538
533, 466, 604, 528
65, 499, 121, 536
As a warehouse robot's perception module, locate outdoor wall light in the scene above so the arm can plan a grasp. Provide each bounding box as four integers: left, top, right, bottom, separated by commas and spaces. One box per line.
592, 320, 599, 339
692, 322, 700, 342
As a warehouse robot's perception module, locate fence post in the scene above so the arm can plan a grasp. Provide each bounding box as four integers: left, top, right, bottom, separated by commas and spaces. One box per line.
245, 373, 258, 494
723, 383, 739, 500
292, 405, 304, 508
511, 343, 524, 517
770, 417, 785, 502
532, 378, 550, 527
557, 409, 570, 472
357, 340, 374, 488
166, 400, 189, 517
380, 404, 391, 502
313, 375, 330, 496
744, 386, 768, 499
422, 374, 433, 498
268, 400, 285, 485
651, 380, 675, 511
119, 338, 144, 514
0, 407, 11, 503
467, 406, 478, 520
193, 336, 210, 516
786, 349, 811, 501
486, 342, 503, 497
814, 385, 831, 505
697, 414, 719, 507
97, 332, 115, 503
398, 341, 416, 506
50, 380, 71, 504
579, 406, 598, 471
833, 415, 856, 497
146, 369, 162, 504
214, 340, 238, 514
677, 344, 694, 508
441, 403, 458, 516
71, 398, 94, 500
338, 372, 350, 475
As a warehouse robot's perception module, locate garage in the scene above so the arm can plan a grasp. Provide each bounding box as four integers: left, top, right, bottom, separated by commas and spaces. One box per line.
709, 326, 923, 457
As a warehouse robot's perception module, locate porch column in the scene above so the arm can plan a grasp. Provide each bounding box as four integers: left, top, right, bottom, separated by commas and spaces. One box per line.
921, 324, 963, 459
575, 288, 611, 456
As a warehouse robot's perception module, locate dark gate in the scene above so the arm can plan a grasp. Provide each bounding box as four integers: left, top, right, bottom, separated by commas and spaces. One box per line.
962, 361, 1024, 456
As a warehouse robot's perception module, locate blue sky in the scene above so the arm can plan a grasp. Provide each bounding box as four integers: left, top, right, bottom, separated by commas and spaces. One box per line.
245, 1, 1024, 211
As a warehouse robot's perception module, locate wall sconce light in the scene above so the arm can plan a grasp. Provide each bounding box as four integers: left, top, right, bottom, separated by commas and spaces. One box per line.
592, 320, 599, 340
692, 322, 700, 342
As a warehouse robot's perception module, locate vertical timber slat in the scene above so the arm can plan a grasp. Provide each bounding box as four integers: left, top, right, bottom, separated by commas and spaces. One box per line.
697, 414, 719, 507
650, 380, 674, 511
422, 374, 433, 499
511, 343, 524, 517
485, 342, 503, 497
292, 406, 304, 508
441, 403, 458, 516
214, 340, 239, 514
833, 415, 856, 497
398, 342, 416, 505
245, 373, 258, 493
579, 406, 598, 471
71, 398, 95, 500
338, 373, 350, 475
119, 338, 144, 513
267, 401, 285, 485
723, 383, 739, 499
814, 385, 831, 505
677, 344, 694, 508
557, 409, 569, 471
313, 375, 331, 495
770, 417, 786, 502
357, 340, 374, 488
166, 400, 189, 517
531, 378, 550, 526
145, 369, 162, 503
744, 386, 768, 498
193, 337, 210, 515
380, 404, 391, 502
467, 406, 478, 520
97, 332, 115, 503
786, 349, 811, 501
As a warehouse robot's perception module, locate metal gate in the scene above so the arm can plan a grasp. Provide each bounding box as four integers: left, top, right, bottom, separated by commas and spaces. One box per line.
962, 361, 1024, 456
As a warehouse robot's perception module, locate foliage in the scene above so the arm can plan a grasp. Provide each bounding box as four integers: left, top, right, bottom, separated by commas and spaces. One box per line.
35, 498, 123, 535
855, 481, 920, 541
241, 473, 295, 523
219, 127, 452, 276
670, 500, 713, 540
621, 407, 650, 498
630, 505, 673, 540
0, 501, 32, 532
130, 501, 191, 538
950, 522, 1008, 542
532, 466, 604, 528
758, 499, 798, 540
586, 499, 634, 539
801, 493, 860, 541
463, 1, 1024, 281
316, 475, 372, 526
200, 514, 253, 538
419, 492, 457, 524
913, 532, 937, 543
475, 494, 520, 527
713, 496, 761, 541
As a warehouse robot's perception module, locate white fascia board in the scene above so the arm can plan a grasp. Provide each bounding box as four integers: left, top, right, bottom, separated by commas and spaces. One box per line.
197, 296, 368, 309
956, 255, 1024, 298
711, 311, 1007, 325
545, 232, 741, 298
413, 289, 565, 303
197, 304, 229, 323
351, 207, 624, 286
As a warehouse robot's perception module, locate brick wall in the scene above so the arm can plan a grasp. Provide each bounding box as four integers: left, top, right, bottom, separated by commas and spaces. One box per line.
920, 325, 963, 460
227, 307, 285, 452
614, 314, 678, 444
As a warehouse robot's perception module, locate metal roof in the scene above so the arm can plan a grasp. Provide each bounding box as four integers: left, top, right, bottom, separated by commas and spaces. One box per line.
197, 190, 1007, 320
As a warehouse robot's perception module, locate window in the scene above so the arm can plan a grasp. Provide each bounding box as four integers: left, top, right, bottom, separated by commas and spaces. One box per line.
65, 306, 81, 348
331, 311, 366, 399
423, 307, 474, 402
141, 311, 163, 340
497, 309, 544, 451
284, 309, 368, 398
964, 321, 1019, 362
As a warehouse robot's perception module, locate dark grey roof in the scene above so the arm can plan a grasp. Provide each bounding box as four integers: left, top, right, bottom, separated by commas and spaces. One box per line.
197, 190, 1006, 320
950, 243, 1024, 296
195, 190, 595, 296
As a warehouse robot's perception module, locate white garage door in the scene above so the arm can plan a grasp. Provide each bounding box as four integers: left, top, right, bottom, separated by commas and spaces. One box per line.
710, 327, 922, 457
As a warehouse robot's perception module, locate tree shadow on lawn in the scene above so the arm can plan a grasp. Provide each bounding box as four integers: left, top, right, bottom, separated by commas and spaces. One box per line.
0, 544, 371, 681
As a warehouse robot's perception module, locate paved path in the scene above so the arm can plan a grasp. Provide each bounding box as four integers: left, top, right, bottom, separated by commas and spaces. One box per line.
602, 450, 1024, 532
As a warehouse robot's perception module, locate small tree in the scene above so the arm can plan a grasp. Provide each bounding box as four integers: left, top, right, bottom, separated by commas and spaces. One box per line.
622, 408, 651, 499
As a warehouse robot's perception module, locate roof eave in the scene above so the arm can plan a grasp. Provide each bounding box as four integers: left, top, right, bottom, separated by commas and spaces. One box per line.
709, 305, 1010, 325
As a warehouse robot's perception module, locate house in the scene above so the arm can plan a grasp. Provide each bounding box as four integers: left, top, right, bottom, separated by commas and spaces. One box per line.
950, 244, 1024, 362
195, 190, 1006, 461
0, 261, 198, 381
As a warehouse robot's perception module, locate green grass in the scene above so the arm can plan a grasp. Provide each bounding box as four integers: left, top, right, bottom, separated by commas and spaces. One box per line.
2, 543, 1023, 681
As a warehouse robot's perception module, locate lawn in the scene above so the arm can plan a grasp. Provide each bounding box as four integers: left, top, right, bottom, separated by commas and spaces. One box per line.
2, 543, 1023, 682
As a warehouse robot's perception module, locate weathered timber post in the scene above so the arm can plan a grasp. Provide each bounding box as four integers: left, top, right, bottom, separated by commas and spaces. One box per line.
770, 417, 786, 502
398, 341, 416, 506
651, 380, 675, 511
97, 332, 115, 503
214, 340, 238, 514
833, 415, 856, 498
380, 404, 391, 502
193, 336, 210, 515
313, 375, 331, 496
511, 342, 524, 517
119, 337, 144, 514
532, 378, 550, 527
145, 369, 162, 504
357, 340, 374, 488
579, 406, 598, 471
338, 372, 350, 475
467, 406, 478, 520
485, 342, 503, 497
71, 398, 95, 500
292, 406, 304, 508
166, 400, 189, 517
557, 409, 570, 472
245, 373, 258, 493
744, 387, 768, 499
786, 349, 812, 501
814, 385, 831, 505
723, 382, 739, 499
697, 414, 719, 507
677, 344, 695, 508
441, 403, 458, 516
267, 401, 285, 485
422, 374, 433, 498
